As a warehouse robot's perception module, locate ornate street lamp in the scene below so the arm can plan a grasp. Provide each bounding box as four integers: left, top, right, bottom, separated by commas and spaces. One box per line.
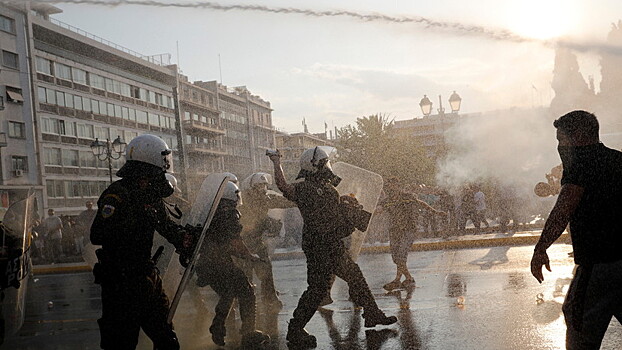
449, 91, 462, 113
419, 95, 433, 116
90, 135, 127, 183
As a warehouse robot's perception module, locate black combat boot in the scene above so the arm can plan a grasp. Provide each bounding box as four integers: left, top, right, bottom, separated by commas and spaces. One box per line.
286, 322, 317, 348
363, 312, 398, 328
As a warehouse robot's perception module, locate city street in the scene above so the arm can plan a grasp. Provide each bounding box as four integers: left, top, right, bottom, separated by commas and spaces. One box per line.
4, 244, 622, 349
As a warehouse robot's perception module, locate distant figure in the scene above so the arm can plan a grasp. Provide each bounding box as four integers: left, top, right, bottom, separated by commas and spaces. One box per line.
74, 201, 97, 254
43, 209, 63, 263
530, 110, 622, 349
380, 177, 444, 291
458, 186, 477, 233
473, 185, 490, 231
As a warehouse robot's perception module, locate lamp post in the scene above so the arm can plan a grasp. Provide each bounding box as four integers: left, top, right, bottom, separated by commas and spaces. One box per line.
90, 136, 127, 184
418, 92, 462, 153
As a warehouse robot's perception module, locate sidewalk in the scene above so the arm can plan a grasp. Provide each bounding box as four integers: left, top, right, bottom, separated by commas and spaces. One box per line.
32, 225, 567, 274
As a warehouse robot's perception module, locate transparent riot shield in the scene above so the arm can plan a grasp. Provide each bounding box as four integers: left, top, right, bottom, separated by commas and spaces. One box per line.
0, 191, 36, 342
161, 173, 229, 323
332, 162, 383, 260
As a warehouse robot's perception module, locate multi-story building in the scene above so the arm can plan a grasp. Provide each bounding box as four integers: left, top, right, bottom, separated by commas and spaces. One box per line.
194, 81, 275, 181
0, 3, 45, 215
25, 5, 179, 215
176, 75, 226, 198
275, 131, 333, 181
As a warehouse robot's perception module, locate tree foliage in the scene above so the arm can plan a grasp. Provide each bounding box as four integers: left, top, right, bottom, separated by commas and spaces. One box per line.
336, 114, 435, 185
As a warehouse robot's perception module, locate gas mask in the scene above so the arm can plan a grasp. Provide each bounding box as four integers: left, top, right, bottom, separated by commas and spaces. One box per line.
151, 172, 175, 198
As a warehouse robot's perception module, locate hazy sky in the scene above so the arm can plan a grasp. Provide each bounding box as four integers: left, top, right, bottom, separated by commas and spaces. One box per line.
39, 0, 622, 133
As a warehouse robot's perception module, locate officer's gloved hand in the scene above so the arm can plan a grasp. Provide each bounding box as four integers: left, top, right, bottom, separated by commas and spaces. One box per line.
177, 224, 202, 268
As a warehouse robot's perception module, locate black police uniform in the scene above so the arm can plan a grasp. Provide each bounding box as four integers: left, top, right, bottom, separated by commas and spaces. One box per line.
238, 190, 293, 303
90, 178, 187, 350
194, 201, 257, 344
284, 178, 390, 333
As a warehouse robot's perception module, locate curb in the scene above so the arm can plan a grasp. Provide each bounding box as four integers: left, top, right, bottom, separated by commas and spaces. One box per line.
33, 230, 566, 274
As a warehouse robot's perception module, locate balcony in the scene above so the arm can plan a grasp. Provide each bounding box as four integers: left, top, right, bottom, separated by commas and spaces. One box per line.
185, 143, 227, 156
182, 120, 225, 135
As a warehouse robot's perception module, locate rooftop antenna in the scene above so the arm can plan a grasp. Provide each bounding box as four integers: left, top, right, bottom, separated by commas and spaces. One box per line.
218, 54, 223, 84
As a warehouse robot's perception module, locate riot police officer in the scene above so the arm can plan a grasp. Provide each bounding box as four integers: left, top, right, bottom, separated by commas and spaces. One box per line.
238, 172, 294, 309
194, 181, 270, 347
90, 134, 192, 350
268, 147, 397, 348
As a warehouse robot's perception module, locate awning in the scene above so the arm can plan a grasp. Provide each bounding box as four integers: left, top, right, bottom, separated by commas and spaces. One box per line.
7, 90, 24, 103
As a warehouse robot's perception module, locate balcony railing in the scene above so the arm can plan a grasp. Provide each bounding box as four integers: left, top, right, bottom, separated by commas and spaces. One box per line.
182, 120, 225, 135
185, 143, 227, 156
49, 18, 171, 66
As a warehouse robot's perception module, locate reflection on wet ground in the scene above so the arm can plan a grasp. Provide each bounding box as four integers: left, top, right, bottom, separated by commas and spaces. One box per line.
4, 245, 622, 349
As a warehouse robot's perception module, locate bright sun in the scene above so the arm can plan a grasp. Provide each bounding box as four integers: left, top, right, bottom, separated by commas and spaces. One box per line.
507, 0, 575, 40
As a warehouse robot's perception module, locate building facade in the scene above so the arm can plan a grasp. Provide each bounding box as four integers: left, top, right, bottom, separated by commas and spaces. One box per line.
27, 5, 179, 215
0, 3, 46, 217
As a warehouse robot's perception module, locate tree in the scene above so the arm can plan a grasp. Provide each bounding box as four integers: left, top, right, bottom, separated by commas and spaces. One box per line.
336, 114, 435, 185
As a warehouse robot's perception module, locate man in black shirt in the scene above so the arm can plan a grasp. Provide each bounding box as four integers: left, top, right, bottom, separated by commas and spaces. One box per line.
531, 110, 622, 349
269, 147, 397, 348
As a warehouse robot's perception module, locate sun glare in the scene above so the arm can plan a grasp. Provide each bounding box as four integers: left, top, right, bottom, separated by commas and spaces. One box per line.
507, 0, 575, 40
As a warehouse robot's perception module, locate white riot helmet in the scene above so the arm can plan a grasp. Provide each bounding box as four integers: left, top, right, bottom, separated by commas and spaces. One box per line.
221, 181, 242, 205
296, 146, 339, 184
117, 134, 172, 177
222, 172, 239, 185
241, 172, 272, 191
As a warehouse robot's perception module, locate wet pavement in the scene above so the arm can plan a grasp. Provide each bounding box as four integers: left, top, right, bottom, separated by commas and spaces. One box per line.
4, 243, 622, 349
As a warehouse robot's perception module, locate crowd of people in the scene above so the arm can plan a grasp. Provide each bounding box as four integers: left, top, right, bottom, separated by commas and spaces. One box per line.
31, 109, 620, 349
31, 202, 96, 264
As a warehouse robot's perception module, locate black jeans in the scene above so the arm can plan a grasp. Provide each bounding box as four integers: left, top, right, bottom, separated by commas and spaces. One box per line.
290, 247, 382, 329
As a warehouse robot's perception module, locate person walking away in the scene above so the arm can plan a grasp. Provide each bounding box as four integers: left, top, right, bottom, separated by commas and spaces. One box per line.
75, 201, 97, 255
473, 185, 490, 232
43, 209, 63, 263
380, 177, 446, 291
90, 134, 196, 350
194, 181, 271, 347
268, 147, 397, 348
530, 110, 622, 349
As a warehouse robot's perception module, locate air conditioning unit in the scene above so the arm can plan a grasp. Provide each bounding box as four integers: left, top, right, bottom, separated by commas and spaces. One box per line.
14, 169, 23, 177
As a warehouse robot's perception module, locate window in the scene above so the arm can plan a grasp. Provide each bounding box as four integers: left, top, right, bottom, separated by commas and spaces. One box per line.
6, 86, 23, 103
79, 150, 96, 167
54, 62, 72, 80
56, 91, 65, 107
65, 181, 81, 197
90, 74, 105, 90
1, 50, 17, 69
65, 93, 74, 108
148, 113, 159, 126
136, 110, 148, 124
114, 105, 122, 118
62, 149, 79, 167
121, 107, 129, 119
72, 67, 87, 85
184, 111, 190, 120
46, 88, 56, 105
74, 95, 83, 110
82, 97, 91, 112
41, 118, 58, 134
139, 88, 148, 101
130, 85, 140, 99
35, 57, 52, 75
91, 99, 100, 114
11, 156, 27, 172
47, 180, 64, 198
44, 147, 62, 166
148, 91, 156, 104
94, 126, 109, 140
77, 123, 94, 139
60, 120, 76, 137
37, 86, 47, 103
89, 182, 99, 196
105, 78, 114, 92
8, 121, 25, 138
0, 15, 15, 34
106, 103, 114, 117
